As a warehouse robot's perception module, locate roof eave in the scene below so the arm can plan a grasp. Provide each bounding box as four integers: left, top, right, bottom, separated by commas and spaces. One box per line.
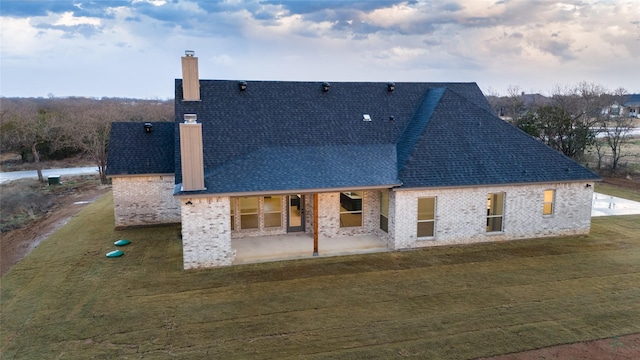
393, 178, 602, 192
107, 173, 175, 179
173, 183, 403, 198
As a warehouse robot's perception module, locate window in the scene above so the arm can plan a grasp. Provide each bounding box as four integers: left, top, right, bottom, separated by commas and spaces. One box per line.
543, 190, 555, 215
417, 197, 435, 237
380, 191, 389, 233
486, 193, 504, 232
230, 200, 235, 230
610, 105, 620, 116
263, 196, 282, 228
239, 197, 259, 229
340, 191, 363, 227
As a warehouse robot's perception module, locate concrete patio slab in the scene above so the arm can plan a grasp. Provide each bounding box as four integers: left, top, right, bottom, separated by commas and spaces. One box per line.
592, 192, 640, 217
233, 233, 388, 265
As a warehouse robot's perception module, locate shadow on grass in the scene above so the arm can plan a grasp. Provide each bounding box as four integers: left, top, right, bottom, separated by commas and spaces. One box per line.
2, 192, 639, 359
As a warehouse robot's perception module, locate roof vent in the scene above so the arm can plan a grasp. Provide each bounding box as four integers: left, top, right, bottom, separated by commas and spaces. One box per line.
363, 114, 371, 122
239, 81, 247, 91
389, 116, 395, 122
387, 82, 395, 92
322, 82, 330, 92
184, 114, 197, 124
144, 122, 153, 133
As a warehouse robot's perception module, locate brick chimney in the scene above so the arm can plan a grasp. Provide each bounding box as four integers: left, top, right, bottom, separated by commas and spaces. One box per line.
181, 50, 200, 101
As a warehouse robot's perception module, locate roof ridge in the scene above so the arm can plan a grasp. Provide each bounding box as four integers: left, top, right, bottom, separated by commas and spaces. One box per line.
396, 87, 446, 171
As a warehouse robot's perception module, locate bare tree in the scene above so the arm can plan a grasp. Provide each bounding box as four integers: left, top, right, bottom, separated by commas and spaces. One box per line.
62, 98, 173, 184
504, 85, 525, 121
591, 127, 607, 171
65, 101, 119, 184
483, 87, 504, 117
602, 116, 633, 171
0, 101, 68, 182
1, 96, 173, 184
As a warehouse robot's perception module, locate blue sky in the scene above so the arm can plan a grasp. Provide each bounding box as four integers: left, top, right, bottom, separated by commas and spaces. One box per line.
1, 0, 638, 98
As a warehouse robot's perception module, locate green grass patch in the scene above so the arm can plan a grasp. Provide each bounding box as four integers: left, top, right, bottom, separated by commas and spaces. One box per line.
595, 182, 640, 202
2, 193, 640, 359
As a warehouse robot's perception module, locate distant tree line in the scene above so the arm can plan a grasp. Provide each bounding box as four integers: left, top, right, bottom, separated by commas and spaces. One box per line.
0, 97, 174, 184
485, 82, 635, 172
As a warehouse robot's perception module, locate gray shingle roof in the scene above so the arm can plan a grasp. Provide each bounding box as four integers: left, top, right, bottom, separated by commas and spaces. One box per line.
106, 122, 174, 176
623, 94, 640, 107
174, 144, 399, 196
108, 79, 600, 193
172, 79, 598, 194
398, 89, 599, 187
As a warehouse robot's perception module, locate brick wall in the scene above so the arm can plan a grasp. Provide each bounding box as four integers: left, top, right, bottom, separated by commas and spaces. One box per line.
111, 175, 181, 228
181, 196, 235, 269
391, 182, 594, 250
317, 191, 380, 239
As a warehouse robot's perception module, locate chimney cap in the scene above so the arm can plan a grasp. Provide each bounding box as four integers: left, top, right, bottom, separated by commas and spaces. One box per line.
184, 114, 197, 123
185, 50, 195, 57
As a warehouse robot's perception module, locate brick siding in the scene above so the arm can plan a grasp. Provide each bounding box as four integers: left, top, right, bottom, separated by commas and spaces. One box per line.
390, 182, 594, 250
111, 175, 180, 228
117, 182, 593, 269
181, 196, 235, 269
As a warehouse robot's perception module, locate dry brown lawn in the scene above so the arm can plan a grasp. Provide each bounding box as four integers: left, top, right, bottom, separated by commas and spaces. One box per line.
1, 193, 639, 359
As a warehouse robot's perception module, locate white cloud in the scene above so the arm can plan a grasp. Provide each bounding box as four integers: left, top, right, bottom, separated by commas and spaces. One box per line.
132, 0, 168, 6
1, 0, 638, 97
53, 11, 101, 26
366, 2, 425, 29
0, 17, 43, 58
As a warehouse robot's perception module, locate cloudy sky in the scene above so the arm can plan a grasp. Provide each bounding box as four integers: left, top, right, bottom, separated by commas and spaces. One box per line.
1, 0, 638, 99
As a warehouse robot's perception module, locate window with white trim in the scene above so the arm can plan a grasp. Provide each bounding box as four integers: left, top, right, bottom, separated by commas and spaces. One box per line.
230, 201, 235, 230
239, 197, 259, 229
380, 191, 389, 233
543, 190, 555, 215
417, 197, 436, 238
486, 193, 504, 232
263, 196, 282, 228
233, 196, 283, 230
340, 191, 363, 227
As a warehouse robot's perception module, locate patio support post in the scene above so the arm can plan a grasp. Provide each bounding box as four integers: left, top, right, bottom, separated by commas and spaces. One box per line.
313, 193, 319, 256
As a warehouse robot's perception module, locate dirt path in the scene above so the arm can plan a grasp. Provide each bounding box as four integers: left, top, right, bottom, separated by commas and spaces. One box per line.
0, 185, 110, 276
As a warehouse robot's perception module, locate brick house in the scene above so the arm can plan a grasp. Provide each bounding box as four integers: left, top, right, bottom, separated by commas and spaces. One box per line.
107, 52, 600, 269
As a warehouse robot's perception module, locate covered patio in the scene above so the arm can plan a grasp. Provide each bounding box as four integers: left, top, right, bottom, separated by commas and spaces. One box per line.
232, 233, 389, 265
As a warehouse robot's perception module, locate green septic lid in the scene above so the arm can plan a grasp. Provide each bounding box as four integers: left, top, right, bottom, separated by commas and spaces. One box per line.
114, 239, 131, 246
106, 250, 124, 258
